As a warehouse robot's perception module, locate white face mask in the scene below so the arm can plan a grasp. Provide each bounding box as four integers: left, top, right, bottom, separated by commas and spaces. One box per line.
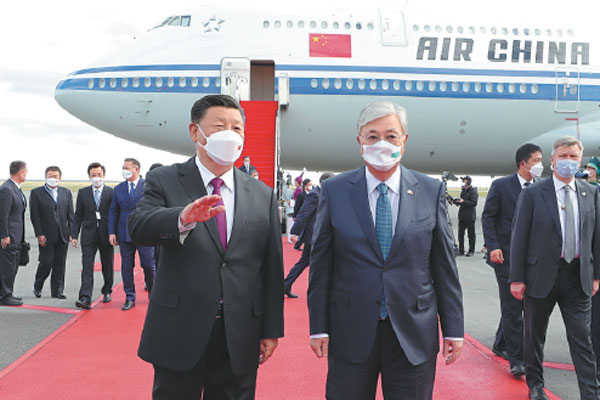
361, 140, 402, 172
46, 178, 60, 188
91, 177, 104, 187
196, 125, 244, 166
529, 162, 544, 179
122, 169, 133, 180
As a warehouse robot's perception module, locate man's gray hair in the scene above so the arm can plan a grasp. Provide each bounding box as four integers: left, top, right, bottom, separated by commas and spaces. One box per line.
357, 102, 408, 135
551, 135, 584, 156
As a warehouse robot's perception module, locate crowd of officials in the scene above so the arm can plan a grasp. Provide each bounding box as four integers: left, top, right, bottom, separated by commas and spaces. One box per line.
0, 95, 599, 400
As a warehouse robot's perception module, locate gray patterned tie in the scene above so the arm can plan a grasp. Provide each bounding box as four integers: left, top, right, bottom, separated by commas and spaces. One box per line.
563, 185, 576, 263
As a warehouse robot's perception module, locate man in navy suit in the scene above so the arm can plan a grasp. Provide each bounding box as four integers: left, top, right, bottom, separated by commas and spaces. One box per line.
109, 158, 155, 311
0, 161, 28, 306
284, 172, 334, 298
72, 162, 114, 309
30, 166, 74, 299
511, 136, 600, 400
482, 143, 543, 376
308, 102, 464, 400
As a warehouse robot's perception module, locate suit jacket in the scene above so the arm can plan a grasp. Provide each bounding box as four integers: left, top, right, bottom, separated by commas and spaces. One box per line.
238, 164, 256, 175
308, 166, 464, 365
109, 178, 145, 243
293, 190, 307, 218
510, 177, 600, 298
458, 186, 478, 221
481, 174, 522, 270
29, 186, 74, 245
129, 157, 284, 374
0, 180, 26, 245
290, 186, 320, 245
73, 185, 114, 247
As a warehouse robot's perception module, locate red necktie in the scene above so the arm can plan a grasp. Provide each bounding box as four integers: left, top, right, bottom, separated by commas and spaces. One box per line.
210, 177, 227, 251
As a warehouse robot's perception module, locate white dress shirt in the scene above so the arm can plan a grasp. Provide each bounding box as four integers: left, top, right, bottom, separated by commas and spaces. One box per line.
517, 173, 533, 189
365, 166, 400, 235
553, 175, 580, 259
128, 177, 140, 194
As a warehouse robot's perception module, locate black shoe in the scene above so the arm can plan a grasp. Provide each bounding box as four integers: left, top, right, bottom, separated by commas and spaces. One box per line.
33, 290, 41, 298
144, 283, 148, 291
75, 299, 91, 310
465, 251, 474, 257
528, 385, 548, 400
293, 242, 302, 250
0, 296, 23, 306
122, 300, 135, 311
52, 294, 67, 299
457, 251, 465, 256
285, 290, 298, 299
510, 364, 526, 377
492, 347, 509, 360
102, 293, 111, 303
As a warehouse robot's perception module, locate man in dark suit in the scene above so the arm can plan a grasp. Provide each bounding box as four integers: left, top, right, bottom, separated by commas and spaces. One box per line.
72, 162, 114, 309
292, 179, 312, 250
109, 157, 155, 311
456, 175, 478, 256
238, 155, 256, 175
284, 172, 334, 298
0, 161, 28, 306
308, 102, 464, 400
482, 143, 543, 376
129, 95, 284, 399
30, 166, 74, 299
511, 136, 600, 400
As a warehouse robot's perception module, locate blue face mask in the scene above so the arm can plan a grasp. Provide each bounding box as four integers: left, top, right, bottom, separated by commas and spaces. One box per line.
555, 159, 580, 178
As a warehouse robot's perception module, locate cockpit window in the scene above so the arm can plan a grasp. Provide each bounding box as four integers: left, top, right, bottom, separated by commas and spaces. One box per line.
169, 17, 181, 26
152, 15, 191, 30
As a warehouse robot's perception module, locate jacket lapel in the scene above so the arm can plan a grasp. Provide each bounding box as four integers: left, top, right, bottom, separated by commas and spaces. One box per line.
227, 169, 250, 252
576, 180, 590, 236
387, 166, 418, 261
348, 167, 383, 261
541, 178, 562, 236
177, 158, 223, 254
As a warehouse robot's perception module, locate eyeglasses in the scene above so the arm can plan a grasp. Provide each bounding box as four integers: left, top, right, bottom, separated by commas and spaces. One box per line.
360, 134, 405, 146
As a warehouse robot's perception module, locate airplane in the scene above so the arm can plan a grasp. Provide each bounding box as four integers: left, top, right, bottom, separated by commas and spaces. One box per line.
54, 2, 600, 175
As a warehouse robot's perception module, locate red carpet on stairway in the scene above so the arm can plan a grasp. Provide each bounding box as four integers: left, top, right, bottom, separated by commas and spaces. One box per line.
0, 239, 559, 399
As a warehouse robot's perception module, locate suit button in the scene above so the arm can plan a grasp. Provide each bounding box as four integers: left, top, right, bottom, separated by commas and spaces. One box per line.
375, 300, 381, 305
221, 262, 226, 269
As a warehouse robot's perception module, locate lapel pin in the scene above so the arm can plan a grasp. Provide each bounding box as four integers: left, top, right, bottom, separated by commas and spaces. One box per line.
582, 192, 587, 197
407, 190, 414, 196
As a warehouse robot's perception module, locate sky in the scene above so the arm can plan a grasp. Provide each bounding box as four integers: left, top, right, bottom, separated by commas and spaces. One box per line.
0, 0, 591, 183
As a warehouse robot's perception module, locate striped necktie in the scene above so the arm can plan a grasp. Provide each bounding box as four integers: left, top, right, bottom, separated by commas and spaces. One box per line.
376, 183, 392, 319
94, 189, 100, 209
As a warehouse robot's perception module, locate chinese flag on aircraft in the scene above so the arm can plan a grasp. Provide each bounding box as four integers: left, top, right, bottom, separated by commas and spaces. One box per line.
309, 33, 352, 58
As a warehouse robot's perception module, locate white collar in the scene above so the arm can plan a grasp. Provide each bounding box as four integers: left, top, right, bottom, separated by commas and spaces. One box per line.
127, 177, 140, 187
553, 174, 577, 193
365, 166, 401, 195
9, 179, 21, 189
516, 172, 532, 187
195, 156, 235, 191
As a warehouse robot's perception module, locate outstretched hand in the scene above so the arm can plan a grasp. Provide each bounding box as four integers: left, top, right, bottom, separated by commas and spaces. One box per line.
180, 194, 225, 225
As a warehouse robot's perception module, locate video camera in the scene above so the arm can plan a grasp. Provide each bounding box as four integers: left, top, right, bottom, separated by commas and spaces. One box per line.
441, 171, 461, 206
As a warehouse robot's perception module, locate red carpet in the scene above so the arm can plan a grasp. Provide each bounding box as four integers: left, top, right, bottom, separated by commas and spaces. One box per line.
0, 240, 560, 399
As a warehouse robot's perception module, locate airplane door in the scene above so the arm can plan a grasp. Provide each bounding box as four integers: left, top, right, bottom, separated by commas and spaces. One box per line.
221, 57, 251, 101
378, 8, 408, 46
555, 67, 580, 113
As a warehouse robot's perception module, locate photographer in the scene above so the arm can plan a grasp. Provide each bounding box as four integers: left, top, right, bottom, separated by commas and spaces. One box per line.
455, 176, 478, 256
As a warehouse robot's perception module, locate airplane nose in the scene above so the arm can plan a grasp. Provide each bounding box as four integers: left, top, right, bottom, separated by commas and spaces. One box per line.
54, 79, 75, 114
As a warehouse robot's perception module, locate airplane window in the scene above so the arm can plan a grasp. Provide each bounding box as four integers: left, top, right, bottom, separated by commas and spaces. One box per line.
531, 84, 539, 94
358, 79, 366, 90
367, 22, 374, 30
202, 77, 210, 87
546, 29, 552, 36
520, 83, 527, 94
263, 21, 270, 28
181, 16, 191, 27
191, 77, 199, 87
570, 85, 577, 95
215, 77, 221, 87
502, 27, 508, 35
393, 80, 401, 90
439, 81, 447, 92
534, 28, 541, 36
310, 79, 318, 89
416, 81, 424, 91
491, 27, 497, 34
474, 82, 482, 92
168, 17, 181, 26
381, 80, 389, 90
156, 77, 163, 87
310, 21, 316, 28
413, 24, 419, 32
275, 21, 281, 28
132, 78, 139, 88
424, 25, 431, 32
287, 21, 293, 28
99, 78, 106, 89
298, 21, 305, 28
512, 28, 519, 35
567, 29, 574, 37
369, 79, 377, 90
110, 78, 117, 88
457, 26, 464, 33
321, 78, 330, 89
88, 79, 94, 89
462, 82, 470, 92
346, 78, 354, 89
451, 82, 458, 92
435, 25, 442, 33
508, 83, 516, 93
152, 16, 173, 29
144, 78, 152, 88
479, 27, 486, 34
333, 22, 339, 29
405, 81, 413, 90
428, 81, 436, 91
121, 78, 129, 88
167, 77, 174, 88
484, 83, 492, 93
497, 83, 504, 93
524, 28, 530, 36
334, 78, 342, 89
321, 21, 328, 29
468, 26, 475, 34
446, 26, 453, 33
356, 22, 362, 30
344, 22, 351, 29
179, 77, 186, 88
557, 29, 564, 37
